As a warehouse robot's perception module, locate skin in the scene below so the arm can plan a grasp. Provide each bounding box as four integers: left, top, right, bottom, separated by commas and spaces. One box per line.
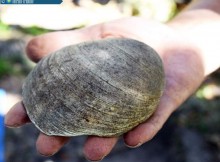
5, 0, 220, 161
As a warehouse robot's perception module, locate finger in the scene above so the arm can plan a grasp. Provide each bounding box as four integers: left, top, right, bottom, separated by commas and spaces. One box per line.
4, 101, 30, 127
25, 17, 170, 62
36, 133, 70, 156
26, 25, 104, 63
124, 95, 174, 147
83, 136, 118, 161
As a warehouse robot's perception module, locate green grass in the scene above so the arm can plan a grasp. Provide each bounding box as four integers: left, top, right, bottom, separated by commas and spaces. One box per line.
0, 57, 32, 77
0, 21, 10, 32
0, 59, 14, 77
0, 20, 53, 36
17, 26, 52, 36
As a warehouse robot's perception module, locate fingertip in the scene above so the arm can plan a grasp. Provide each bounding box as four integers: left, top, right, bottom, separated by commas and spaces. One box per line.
36, 133, 70, 156
4, 101, 30, 127
123, 122, 156, 148
83, 136, 117, 161
26, 32, 67, 62
124, 98, 175, 148
123, 130, 143, 148
25, 30, 88, 63
36, 135, 55, 156
26, 37, 43, 62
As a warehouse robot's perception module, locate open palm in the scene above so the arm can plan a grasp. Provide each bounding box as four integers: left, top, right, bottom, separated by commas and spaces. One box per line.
5, 17, 205, 161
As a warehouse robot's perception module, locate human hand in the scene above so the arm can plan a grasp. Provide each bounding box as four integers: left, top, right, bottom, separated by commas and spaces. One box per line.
5, 17, 205, 161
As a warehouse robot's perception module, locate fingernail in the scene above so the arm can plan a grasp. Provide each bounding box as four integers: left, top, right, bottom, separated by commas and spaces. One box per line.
85, 155, 106, 162
38, 152, 55, 157
4, 123, 20, 128
4, 115, 19, 128
125, 142, 143, 148
37, 149, 56, 157
4, 115, 29, 128
4, 114, 15, 128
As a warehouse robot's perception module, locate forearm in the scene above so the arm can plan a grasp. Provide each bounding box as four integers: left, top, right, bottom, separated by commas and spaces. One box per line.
168, 0, 220, 76
185, 0, 220, 14
169, 0, 220, 28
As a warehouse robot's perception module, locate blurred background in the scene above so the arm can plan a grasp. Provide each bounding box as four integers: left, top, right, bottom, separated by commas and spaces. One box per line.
1, 0, 220, 162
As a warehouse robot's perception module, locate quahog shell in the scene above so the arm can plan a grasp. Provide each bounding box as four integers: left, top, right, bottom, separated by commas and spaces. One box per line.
22, 38, 165, 137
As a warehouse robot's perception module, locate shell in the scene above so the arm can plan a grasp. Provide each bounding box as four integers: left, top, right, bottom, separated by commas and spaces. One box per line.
22, 38, 165, 137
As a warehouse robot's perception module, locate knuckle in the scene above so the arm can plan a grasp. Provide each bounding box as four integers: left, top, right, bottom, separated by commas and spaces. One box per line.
98, 22, 123, 39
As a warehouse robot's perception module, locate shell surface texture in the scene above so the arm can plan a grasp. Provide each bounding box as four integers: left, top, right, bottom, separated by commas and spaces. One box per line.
22, 38, 165, 137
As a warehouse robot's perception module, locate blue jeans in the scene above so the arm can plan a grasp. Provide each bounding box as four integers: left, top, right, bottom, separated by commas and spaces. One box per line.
0, 89, 5, 162
0, 115, 4, 162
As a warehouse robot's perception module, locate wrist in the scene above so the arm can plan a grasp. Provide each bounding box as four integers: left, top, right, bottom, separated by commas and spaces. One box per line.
168, 23, 220, 76
186, 0, 220, 14
166, 10, 220, 76
168, 9, 220, 31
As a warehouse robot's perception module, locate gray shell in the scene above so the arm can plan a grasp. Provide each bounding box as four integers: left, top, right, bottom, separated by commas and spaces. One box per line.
22, 38, 165, 137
